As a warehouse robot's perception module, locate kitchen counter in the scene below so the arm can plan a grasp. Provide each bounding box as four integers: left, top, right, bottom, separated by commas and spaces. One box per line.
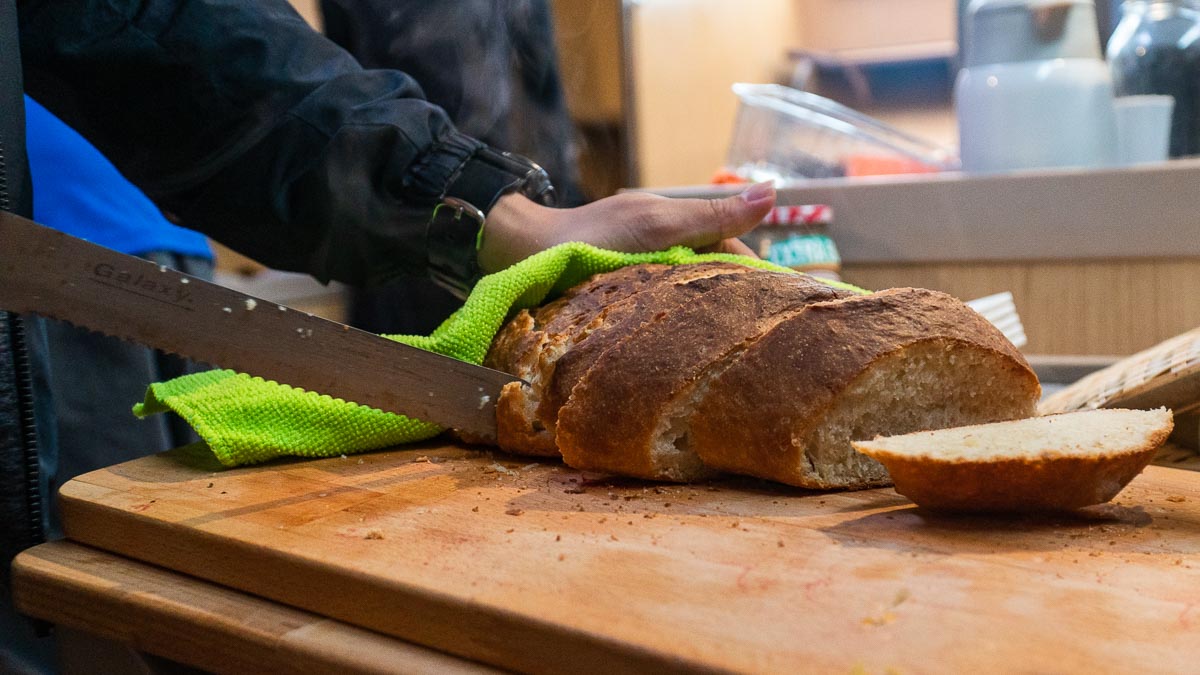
13, 441, 1200, 674
650, 160, 1200, 356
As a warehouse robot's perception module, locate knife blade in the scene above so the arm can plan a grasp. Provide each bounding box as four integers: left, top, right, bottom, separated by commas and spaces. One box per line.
0, 211, 518, 439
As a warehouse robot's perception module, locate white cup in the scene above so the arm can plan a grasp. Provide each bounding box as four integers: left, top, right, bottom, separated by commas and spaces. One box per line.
1114, 95, 1175, 166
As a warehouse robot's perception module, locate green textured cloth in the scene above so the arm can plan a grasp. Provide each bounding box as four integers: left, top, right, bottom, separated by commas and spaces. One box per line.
135, 243, 866, 467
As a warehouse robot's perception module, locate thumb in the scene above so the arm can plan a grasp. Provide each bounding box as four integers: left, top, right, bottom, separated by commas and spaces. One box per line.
670, 181, 776, 249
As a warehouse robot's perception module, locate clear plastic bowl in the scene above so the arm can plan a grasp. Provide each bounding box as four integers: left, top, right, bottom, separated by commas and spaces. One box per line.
727, 83, 959, 181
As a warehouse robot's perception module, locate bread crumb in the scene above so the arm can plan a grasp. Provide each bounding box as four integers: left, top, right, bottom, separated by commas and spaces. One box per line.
505, 528, 514, 534
365, 531, 384, 540
563, 486, 585, 494
777, 540, 785, 548
609, 534, 619, 542
643, 512, 656, 519
471, 506, 480, 513
505, 508, 524, 516
555, 534, 561, 542
730, 521, 740, 528
861, 611, 896, 627
1166, 496, 1187, 503
558, 553, 565, 561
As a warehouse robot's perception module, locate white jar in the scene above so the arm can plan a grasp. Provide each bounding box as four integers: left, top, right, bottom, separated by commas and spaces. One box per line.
957, 0, 1119, 173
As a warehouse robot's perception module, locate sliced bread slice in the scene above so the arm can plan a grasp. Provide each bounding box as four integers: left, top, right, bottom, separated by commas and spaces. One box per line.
852, 408, 1174, 512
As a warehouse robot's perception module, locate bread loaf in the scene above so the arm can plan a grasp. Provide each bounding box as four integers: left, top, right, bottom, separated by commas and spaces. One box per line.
485, 262, 753, 456
852, 408, 1173, 511
485, 263, 1041, 488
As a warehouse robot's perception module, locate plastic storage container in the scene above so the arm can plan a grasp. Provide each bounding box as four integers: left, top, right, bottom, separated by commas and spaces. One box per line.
726, 83, 958, 182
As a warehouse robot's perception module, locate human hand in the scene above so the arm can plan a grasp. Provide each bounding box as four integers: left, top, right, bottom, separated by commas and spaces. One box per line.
477, 182, 775, 273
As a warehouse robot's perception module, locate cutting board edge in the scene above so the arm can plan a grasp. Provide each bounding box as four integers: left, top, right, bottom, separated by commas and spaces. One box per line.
57, 487, 730, 675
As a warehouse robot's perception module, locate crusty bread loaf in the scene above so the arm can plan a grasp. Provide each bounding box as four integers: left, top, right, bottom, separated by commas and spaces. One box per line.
484, 263, 1042, 488
486, 262, 755, 456
483, 264, 673, 455
852, 408, 1173, 511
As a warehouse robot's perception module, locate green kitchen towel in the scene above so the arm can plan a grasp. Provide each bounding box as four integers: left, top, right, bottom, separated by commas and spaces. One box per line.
135, 242, 866, 467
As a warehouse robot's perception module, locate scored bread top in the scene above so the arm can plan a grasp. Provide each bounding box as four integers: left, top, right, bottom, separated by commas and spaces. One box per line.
485, 264, 673, 376
555, 271, 852, 479
536, 262, 758, 431
487, 263, 753, 456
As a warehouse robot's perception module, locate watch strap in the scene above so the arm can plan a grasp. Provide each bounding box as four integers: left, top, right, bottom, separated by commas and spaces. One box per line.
425, 144, 557, 297
426, 197, 487, 299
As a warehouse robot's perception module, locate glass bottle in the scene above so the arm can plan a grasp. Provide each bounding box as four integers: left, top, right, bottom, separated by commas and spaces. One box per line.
1107, 0, 1200, 157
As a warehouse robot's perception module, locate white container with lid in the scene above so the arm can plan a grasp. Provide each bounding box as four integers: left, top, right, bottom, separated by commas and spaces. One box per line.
956, 0, 1119, 173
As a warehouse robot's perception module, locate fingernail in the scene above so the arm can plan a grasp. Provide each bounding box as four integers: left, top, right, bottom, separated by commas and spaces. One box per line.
739, 180, 775, 204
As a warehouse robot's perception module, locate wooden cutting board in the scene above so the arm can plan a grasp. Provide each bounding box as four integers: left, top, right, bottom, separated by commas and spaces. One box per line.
60, 443, 1200, 674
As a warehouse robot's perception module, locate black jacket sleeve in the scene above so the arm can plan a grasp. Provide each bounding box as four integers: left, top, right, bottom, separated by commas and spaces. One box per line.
18, 0, 510, 286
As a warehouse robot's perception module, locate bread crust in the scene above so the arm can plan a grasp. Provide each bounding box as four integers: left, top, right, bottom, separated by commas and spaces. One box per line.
485, 263, 678, 456
537, 263, 756, 432
866, 438, 1168, 512
556, 272, 849, 480
687, 288, 1040, 488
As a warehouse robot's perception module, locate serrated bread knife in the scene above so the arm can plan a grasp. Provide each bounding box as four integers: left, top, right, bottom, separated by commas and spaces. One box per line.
0, 211, 518, 438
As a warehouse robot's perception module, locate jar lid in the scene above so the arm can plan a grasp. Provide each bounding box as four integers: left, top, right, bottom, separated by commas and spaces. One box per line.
761, 204, 832, 227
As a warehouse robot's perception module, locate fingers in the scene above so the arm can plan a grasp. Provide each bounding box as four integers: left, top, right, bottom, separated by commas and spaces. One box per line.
656, 181, 776, 250
481, 182, 778, 274
698, 237, 758, 258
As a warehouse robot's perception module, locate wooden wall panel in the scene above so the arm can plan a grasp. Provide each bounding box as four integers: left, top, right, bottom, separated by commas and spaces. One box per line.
843, 259, 1200, 356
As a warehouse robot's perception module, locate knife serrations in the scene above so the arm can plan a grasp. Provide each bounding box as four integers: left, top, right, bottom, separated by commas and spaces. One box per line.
0, 212, 516, 439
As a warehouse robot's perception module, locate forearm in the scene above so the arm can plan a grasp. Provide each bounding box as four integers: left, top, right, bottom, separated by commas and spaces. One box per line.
18, 0, 487, 285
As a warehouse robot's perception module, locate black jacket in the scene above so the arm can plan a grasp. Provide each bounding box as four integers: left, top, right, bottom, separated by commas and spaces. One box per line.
18, 0, 526, 287
1, 0, 541, 575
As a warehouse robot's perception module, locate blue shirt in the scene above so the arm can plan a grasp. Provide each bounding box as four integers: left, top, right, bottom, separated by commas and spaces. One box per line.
25, 96, 212, 259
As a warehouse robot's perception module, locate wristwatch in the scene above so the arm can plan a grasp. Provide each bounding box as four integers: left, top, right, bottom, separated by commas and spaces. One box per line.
427, 146, 557, 298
